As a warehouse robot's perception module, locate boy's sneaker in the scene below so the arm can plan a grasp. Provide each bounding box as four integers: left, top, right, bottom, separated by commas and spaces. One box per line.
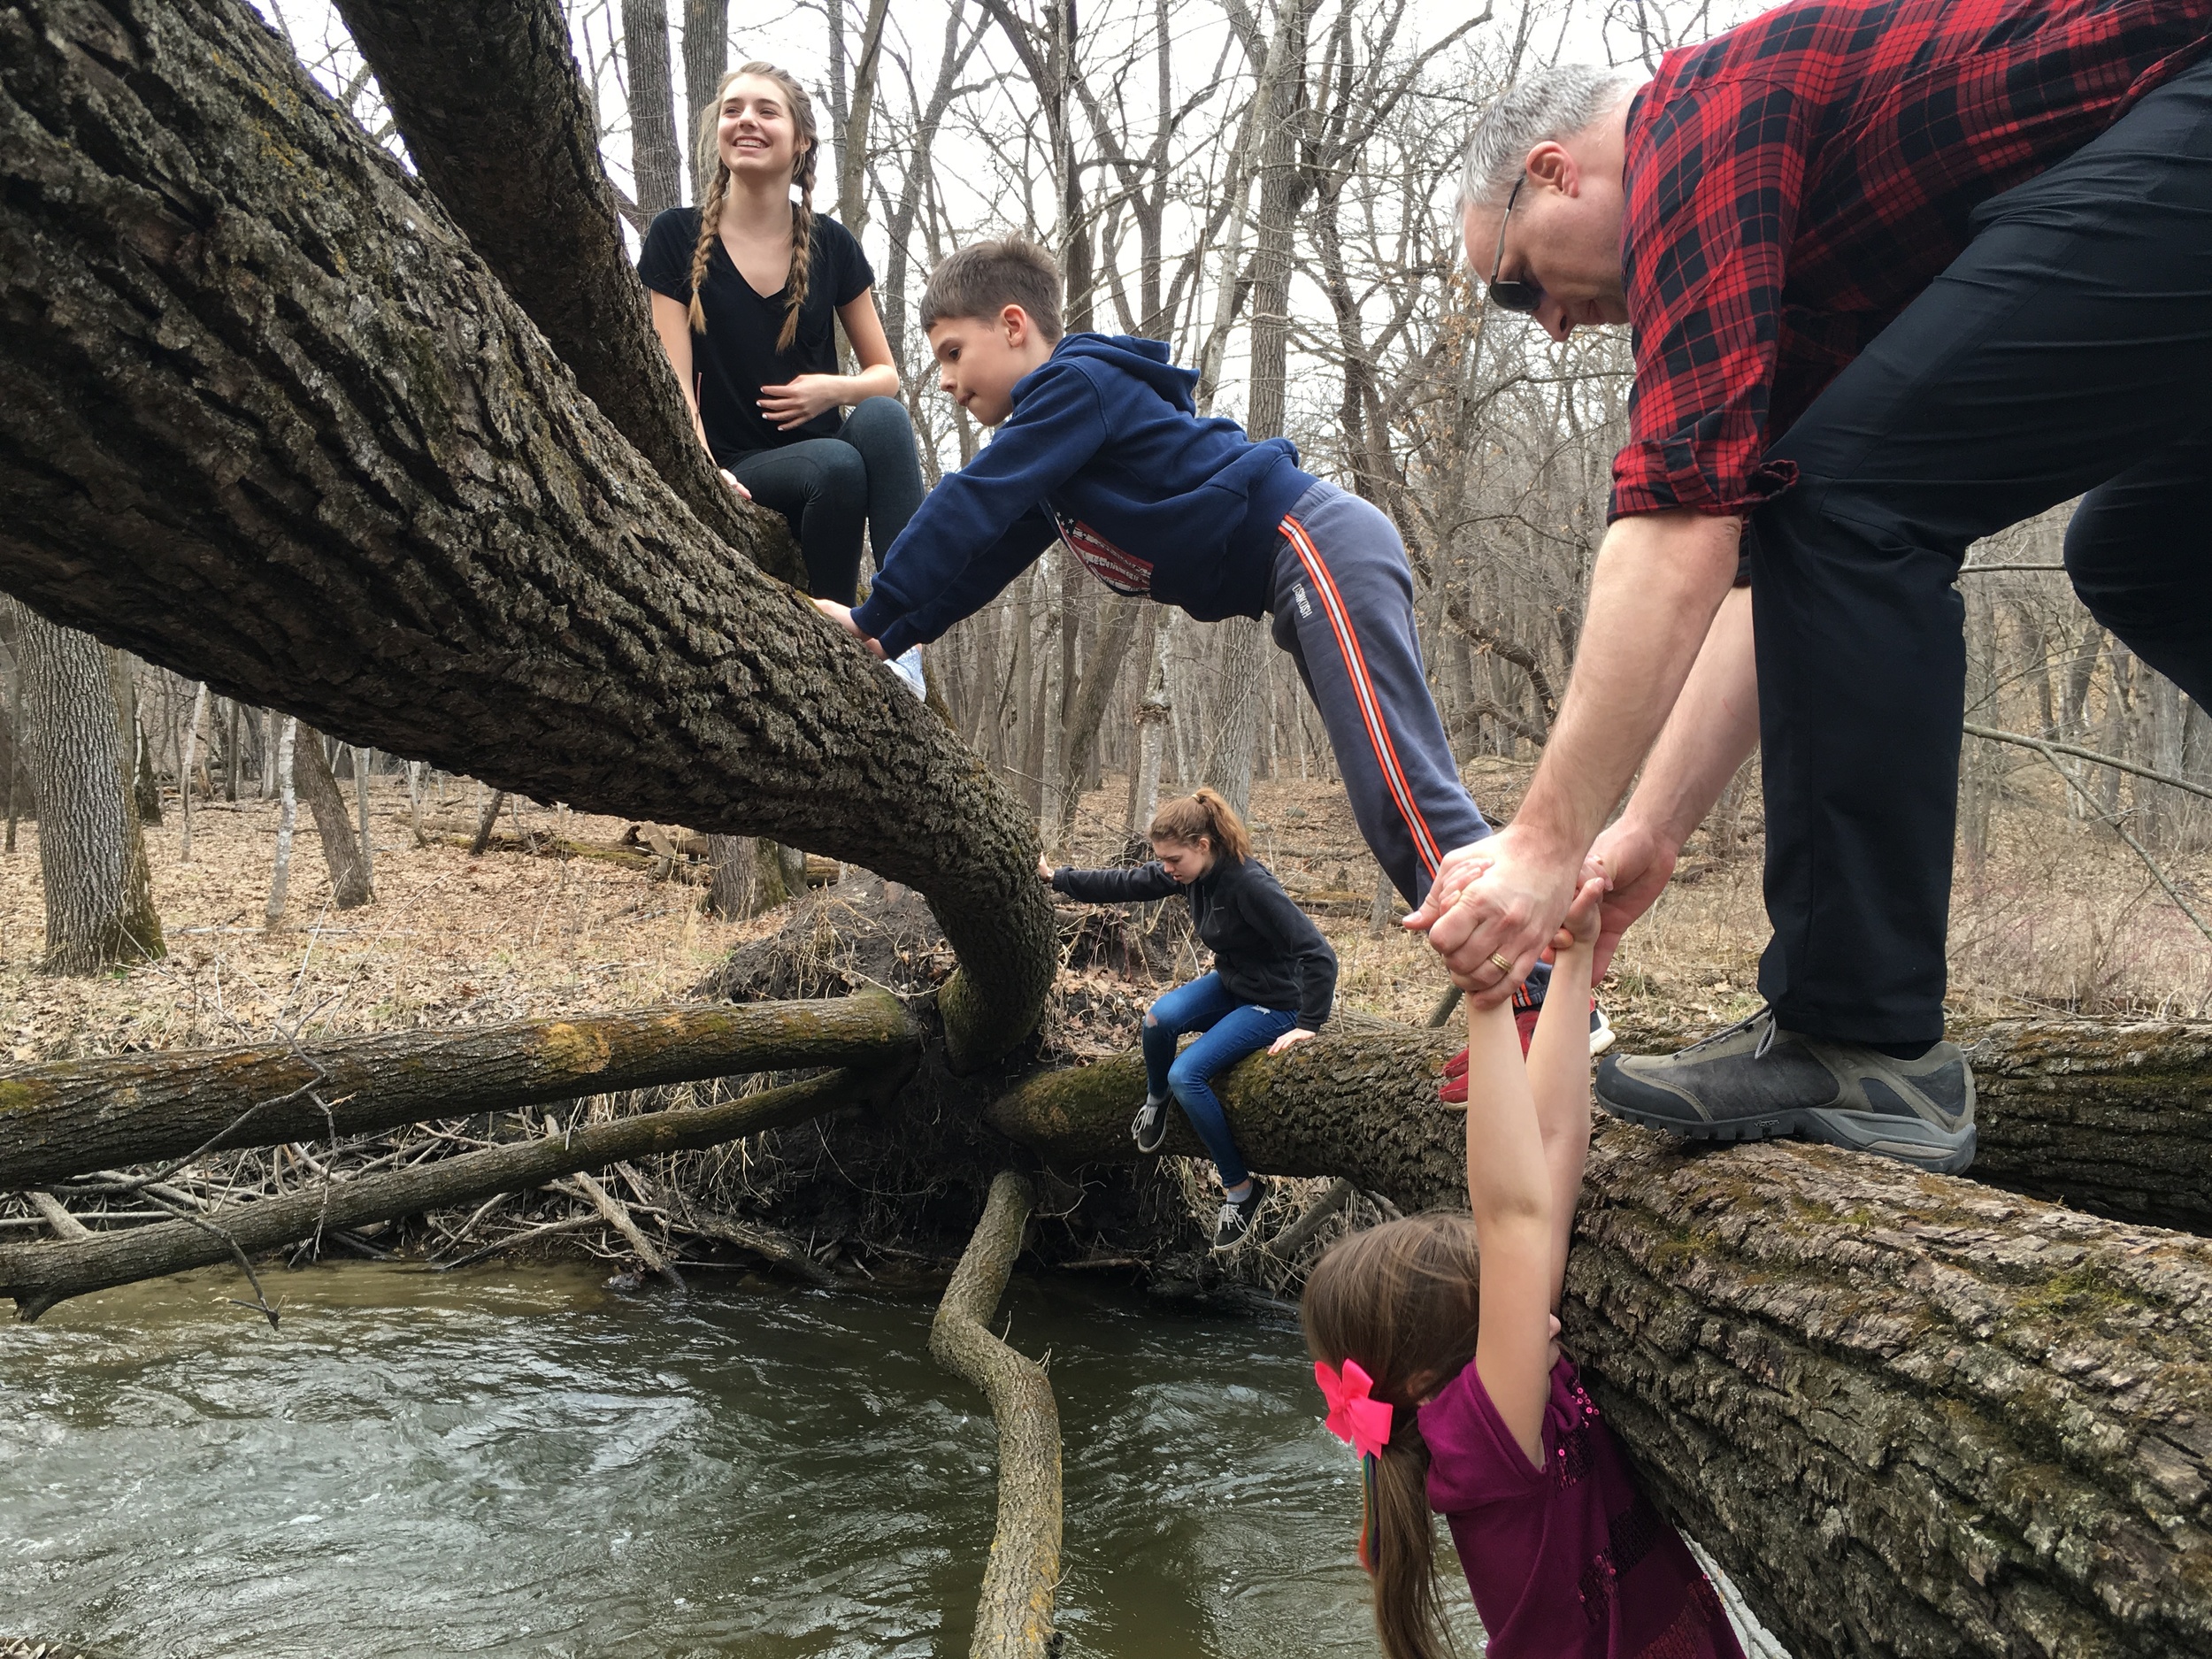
1210, 1184, 1263, 1252
887, 645, 926, 700
1130, 1094, 1171, 1154
1593, 1007, 1977, 1175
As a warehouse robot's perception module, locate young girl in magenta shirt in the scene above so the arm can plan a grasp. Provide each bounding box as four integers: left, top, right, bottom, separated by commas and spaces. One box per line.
1303, 867, 1743, 1659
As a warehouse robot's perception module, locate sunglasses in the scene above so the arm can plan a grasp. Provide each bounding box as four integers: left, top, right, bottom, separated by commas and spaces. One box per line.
1486, 175, 1544, 315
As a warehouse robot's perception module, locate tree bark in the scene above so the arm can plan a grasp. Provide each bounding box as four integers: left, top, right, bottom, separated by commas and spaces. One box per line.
294, 722, 373, 909
988, 1018, 2212, 1659
2, 599, 164, 972
931, 1171, 1062, 1659
330, 0, 799, 585
0, 0, 1056, 1069
0, 1062, 909, 1322
0, 989, 915, 1191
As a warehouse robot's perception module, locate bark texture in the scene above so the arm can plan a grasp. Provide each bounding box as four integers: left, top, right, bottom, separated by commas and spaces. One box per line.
292, 723, 372, 908
3, 599, 163, 972
930, 1171, 1062, 1659
0, 990, 916, 1191
0, 0, 1055, 1068
332, 0, 802, 587
989, 1018, 2212, 1658
0, 1062, 909, 1321
619, 0, 682, 219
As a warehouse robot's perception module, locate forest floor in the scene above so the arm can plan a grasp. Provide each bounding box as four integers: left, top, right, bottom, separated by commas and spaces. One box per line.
4, 757, 2209, 1068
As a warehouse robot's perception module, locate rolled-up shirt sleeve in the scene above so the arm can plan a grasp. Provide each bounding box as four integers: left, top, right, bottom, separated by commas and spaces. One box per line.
1610, 78, 1808, 522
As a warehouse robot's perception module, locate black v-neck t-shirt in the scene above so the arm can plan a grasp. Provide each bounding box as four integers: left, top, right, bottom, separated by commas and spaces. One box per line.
637, 206, 875, 463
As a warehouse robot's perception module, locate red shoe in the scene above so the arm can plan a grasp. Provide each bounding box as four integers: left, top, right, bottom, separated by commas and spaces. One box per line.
1436, 991, 1608, 1103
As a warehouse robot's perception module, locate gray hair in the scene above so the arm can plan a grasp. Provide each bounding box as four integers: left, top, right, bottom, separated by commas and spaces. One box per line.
1456, 65, 1635, 212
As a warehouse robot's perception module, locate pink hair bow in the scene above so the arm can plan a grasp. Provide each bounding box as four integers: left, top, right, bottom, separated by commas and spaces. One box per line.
1314, 1357, 1394, 1459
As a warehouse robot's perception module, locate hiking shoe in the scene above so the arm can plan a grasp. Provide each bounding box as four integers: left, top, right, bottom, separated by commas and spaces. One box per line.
1131, 1094, 1171, 1155
1439, 998, 1617, 1103
1210, 1185, 1263, 1252
1594, 1007, 1976, 1174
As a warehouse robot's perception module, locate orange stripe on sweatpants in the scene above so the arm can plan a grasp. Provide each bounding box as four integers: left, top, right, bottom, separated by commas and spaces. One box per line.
1281, 515, 1443, 874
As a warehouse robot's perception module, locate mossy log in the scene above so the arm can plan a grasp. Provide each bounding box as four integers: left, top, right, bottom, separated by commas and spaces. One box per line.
0, 992, 915, 1192
930, 1171, 1062, 1659
0, 1063, 910, 1322
989, 1019, 2212, 1658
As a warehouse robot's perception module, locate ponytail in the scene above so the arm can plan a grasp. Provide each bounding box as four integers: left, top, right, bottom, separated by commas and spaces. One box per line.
1304, 1214, 1484, 1659
686, 61, 822, 352
1148, 787, 1252, 863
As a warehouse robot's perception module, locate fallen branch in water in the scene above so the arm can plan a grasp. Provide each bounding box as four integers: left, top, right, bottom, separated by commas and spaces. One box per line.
0, 1063, 910, 1322
930, 1171, 1061, 1659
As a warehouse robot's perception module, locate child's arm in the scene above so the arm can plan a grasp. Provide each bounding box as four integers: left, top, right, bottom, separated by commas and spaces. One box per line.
1461, 995, 1555, 1470
1524, 872, 1609, 1312
1046, 862, 1180, 904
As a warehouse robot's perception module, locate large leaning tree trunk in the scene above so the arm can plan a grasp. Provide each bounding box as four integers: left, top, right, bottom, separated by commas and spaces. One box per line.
987, 1016, 2212, 1659
0, 0, 1055, 1069
1, 597, 163, 972
331, 0, 801, 591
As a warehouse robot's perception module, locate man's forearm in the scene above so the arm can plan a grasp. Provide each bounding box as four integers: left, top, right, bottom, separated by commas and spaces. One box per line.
1513, 510, 1741, 859
1621, 582, 1760, 847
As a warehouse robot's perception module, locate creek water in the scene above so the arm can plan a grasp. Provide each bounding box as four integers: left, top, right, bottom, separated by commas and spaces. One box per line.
3, 1262, 1461, 1657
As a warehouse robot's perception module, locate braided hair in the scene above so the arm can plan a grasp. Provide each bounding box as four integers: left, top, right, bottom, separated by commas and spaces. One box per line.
687, 62, 821, 354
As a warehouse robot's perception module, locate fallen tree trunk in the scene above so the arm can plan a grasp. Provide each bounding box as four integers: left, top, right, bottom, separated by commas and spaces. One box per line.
989, 1019, 2212, 1658
0, 0, 1056, 1069
0, 991, 915, 1192
930, 1171, 1062, 1659
0, 1062, 910, 1322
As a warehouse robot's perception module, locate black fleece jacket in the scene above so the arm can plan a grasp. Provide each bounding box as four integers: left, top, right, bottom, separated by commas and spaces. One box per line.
1050, 854, 1336, 1029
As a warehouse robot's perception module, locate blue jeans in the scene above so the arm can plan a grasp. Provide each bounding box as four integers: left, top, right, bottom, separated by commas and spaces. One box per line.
1142, 973, 1296, 1189
724, 396, 926, 605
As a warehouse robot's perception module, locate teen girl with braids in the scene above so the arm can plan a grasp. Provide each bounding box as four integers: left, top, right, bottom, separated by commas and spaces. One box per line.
1041, 788, 1336, 1251
637, 63, 926, 620
1304, 864, 1743, 1659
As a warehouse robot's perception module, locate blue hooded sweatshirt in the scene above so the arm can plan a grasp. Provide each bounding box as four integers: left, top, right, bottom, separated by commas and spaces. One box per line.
849, 334, 1316, 659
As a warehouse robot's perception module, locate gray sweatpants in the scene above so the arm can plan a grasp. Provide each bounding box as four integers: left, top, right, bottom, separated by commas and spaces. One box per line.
1266, 480, 1491, 907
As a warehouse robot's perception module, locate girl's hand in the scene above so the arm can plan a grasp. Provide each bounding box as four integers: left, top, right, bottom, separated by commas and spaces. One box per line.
1555, 863, 1610, 953
812, 599, 887, 658
1268, 1026, 1317, 1056
1037, 856, 1054, 881
759, 374, 847, 429
717, 467, 752, 500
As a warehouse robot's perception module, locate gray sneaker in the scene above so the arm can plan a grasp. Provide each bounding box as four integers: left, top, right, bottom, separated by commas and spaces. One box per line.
1594, 1007, 1976, 1175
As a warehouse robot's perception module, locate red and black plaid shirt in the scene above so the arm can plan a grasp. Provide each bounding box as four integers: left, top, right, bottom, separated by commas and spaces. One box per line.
1613, 0, 2212, 520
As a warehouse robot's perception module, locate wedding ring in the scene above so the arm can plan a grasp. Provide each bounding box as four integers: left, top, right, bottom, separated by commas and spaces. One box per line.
1488, 952, 1514, 975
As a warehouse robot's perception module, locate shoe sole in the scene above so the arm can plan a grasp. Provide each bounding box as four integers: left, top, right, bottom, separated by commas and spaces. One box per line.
1210, 1229, 1250, 1255
1595, 1092, 1977, 1176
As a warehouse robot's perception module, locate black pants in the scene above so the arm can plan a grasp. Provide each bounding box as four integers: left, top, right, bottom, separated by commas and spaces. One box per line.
1751, 54, 2212, 1047
723, 396, 926, 604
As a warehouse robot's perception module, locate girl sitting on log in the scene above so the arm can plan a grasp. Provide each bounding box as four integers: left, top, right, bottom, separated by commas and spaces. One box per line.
1302, 866, 1743, 1659
1040, 787, 1335, 1252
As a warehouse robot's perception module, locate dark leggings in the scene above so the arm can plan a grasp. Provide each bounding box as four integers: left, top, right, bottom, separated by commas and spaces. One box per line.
723, 396, 926, 604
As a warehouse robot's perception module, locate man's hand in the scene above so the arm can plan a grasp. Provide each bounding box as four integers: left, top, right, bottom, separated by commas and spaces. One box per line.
1403, 825, 1581, 1006
812, 599, 887, 659
1585, 816, 1679, 984
1268, 1026, 1317, 1056
759, 374, 847, 429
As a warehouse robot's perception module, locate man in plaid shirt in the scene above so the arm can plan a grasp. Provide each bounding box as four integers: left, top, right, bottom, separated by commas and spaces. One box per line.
1409, 0, 2212, 1173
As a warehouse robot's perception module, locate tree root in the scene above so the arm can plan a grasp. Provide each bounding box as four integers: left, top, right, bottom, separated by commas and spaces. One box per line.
0, 1062, 912, 1322
0, 992, 915, 1192
930, 1171, 1062, 1659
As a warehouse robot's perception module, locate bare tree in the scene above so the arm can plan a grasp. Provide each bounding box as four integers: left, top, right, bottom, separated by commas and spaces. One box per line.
621, 0, 683, 217
3, 599, 164, 972
295, 725, 374, 910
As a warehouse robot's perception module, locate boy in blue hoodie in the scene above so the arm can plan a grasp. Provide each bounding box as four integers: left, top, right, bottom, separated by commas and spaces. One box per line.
817, 239, 1494, 941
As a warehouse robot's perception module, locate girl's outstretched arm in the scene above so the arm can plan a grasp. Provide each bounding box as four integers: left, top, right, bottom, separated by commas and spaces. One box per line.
1525, 873, 1609, 1311
1462, 995, 1555, 1470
